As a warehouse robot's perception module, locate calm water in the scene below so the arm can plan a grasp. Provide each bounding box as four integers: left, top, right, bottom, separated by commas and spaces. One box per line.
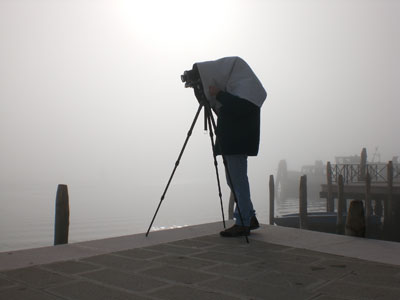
0, 182, 325, 252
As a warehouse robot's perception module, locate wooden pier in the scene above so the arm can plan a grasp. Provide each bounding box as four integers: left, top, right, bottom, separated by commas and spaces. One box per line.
319, 160, 400, 240
271, 149, 400, 241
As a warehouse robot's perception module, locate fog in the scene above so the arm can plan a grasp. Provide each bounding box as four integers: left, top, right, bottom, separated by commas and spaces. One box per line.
1, 0, 399, 249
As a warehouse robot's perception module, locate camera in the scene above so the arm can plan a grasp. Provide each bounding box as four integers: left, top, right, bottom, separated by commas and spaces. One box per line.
181, 65, 200, 88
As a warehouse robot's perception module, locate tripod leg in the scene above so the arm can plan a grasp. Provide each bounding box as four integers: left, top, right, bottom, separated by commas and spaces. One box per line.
206, 113, 226, 229
205, 105, 249, 243
146, 104, 203, 237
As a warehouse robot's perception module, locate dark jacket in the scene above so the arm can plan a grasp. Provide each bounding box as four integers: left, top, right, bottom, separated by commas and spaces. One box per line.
214, 91, 260, 156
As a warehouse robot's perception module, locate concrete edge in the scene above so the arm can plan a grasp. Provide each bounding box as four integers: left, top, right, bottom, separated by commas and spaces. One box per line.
0, 221, 228, 271
251, 225, 400, 266
1, 222, 399, 271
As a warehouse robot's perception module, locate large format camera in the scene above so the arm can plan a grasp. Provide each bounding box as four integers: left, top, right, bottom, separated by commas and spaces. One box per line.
180, 64, 206, 103
181, 64, 201, 88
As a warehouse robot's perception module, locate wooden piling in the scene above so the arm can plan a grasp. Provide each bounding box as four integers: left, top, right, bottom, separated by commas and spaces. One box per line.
365, 172, 372, 235
365, 172, 372, 217
384, 161, 394, 239
387, 161, 393, 223
345, 200, 366, 237
269, 175, 275, 225
360, 148, 367, 181
326, 162, 334, 212
336, 174, 345, 234
54, 184, 70, 245
299, 175, 308, 229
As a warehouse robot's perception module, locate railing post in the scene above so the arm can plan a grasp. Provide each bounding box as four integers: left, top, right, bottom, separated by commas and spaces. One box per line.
269, 175, 275, 225
299, 175, 308, 229
326, 162, 334, 212
54, 184, 70, 245
337, 174, 345, 234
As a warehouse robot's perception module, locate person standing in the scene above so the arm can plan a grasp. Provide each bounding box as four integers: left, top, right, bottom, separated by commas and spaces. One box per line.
196, 57, 267, 237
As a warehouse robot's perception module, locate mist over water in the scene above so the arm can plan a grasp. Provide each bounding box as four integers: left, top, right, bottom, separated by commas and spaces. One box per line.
1, 0, 399, 251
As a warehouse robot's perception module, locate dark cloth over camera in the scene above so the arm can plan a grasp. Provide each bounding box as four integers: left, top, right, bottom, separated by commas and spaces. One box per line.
215, 91, 260, 156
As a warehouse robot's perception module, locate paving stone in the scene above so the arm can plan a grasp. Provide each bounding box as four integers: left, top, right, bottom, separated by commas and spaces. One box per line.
312, 296, 349, 300
0, 277, 15, 288
169, 238, 215, 249
200, 276, 315, 300
1, 267, 73, 288
283, 248, 347, 260
82, 254, 159, 273
203, 262, 268, 279
152, 255, 217, 269
41, 260, 100, 275
193, 251, 260, 265
143, 244, 204, 256
149, 285, 241, 300
48, 280, 148, 300
340, 271, 400, 289
250, 260, 350, 281
140, 265, 215, 284
0, 286, 62, 300
244, 240, 293, 253
318, 258, 400, 276
194, 234, 249, 245
251, 270, 326, 290
113, 248, 165, 260
315, 280, 400, 300
210, 241, 271, 255
247, 250, 322, 265
81, 268, 168, 292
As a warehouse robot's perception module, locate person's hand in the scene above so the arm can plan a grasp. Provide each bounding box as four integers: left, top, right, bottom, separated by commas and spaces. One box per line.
209, 86, 220, 97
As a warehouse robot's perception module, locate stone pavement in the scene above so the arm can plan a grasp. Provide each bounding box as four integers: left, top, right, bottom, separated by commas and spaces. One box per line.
1, 223, 400, 300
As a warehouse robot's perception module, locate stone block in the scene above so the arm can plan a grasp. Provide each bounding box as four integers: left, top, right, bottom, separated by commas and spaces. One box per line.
149, 285, 241, 300
0, 286, 61, 300
201, 276, 315, 299
143, 243, 204, 256
82, 254, 159, 273
81, 268, 167, 292
193, 251, 259, 265
49, 281, 147, 300
2, 267, 72, 288
42, 260, 100, 275
140, 265, 215, 285
315, 280, 400, 300
152, 255, 217, 269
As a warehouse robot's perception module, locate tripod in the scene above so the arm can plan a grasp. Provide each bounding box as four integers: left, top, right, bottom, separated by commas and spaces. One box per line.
145, 98, 249, 243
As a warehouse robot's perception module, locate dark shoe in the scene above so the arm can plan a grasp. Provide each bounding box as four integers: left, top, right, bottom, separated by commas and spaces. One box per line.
220, 225, 250, 237
250, 216, 260, 230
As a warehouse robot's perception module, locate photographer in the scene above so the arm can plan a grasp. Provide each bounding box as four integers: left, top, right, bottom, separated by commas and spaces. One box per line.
197, 57, 267, 237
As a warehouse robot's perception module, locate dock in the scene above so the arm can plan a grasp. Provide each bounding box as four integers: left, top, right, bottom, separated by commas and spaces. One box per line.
1, 222, 400, 299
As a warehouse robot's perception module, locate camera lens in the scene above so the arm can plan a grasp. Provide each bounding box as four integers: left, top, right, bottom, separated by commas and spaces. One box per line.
181, 73, 187, 83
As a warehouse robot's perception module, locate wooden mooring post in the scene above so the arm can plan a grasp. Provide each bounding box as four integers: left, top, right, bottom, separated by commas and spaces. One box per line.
336, 174, 345, 234
54, 184, 70, 245
269, 174, 275, 225
326, 161, 334, 212
365, 172, 372, 235
299, 175, 308, 229
384, 161, 394, 239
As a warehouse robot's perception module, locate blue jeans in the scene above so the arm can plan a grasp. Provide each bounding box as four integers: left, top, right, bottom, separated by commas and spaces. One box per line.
224, 155, 255, 227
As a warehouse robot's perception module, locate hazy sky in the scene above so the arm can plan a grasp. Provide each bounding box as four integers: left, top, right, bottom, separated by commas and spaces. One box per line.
1, 0, 399, 229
